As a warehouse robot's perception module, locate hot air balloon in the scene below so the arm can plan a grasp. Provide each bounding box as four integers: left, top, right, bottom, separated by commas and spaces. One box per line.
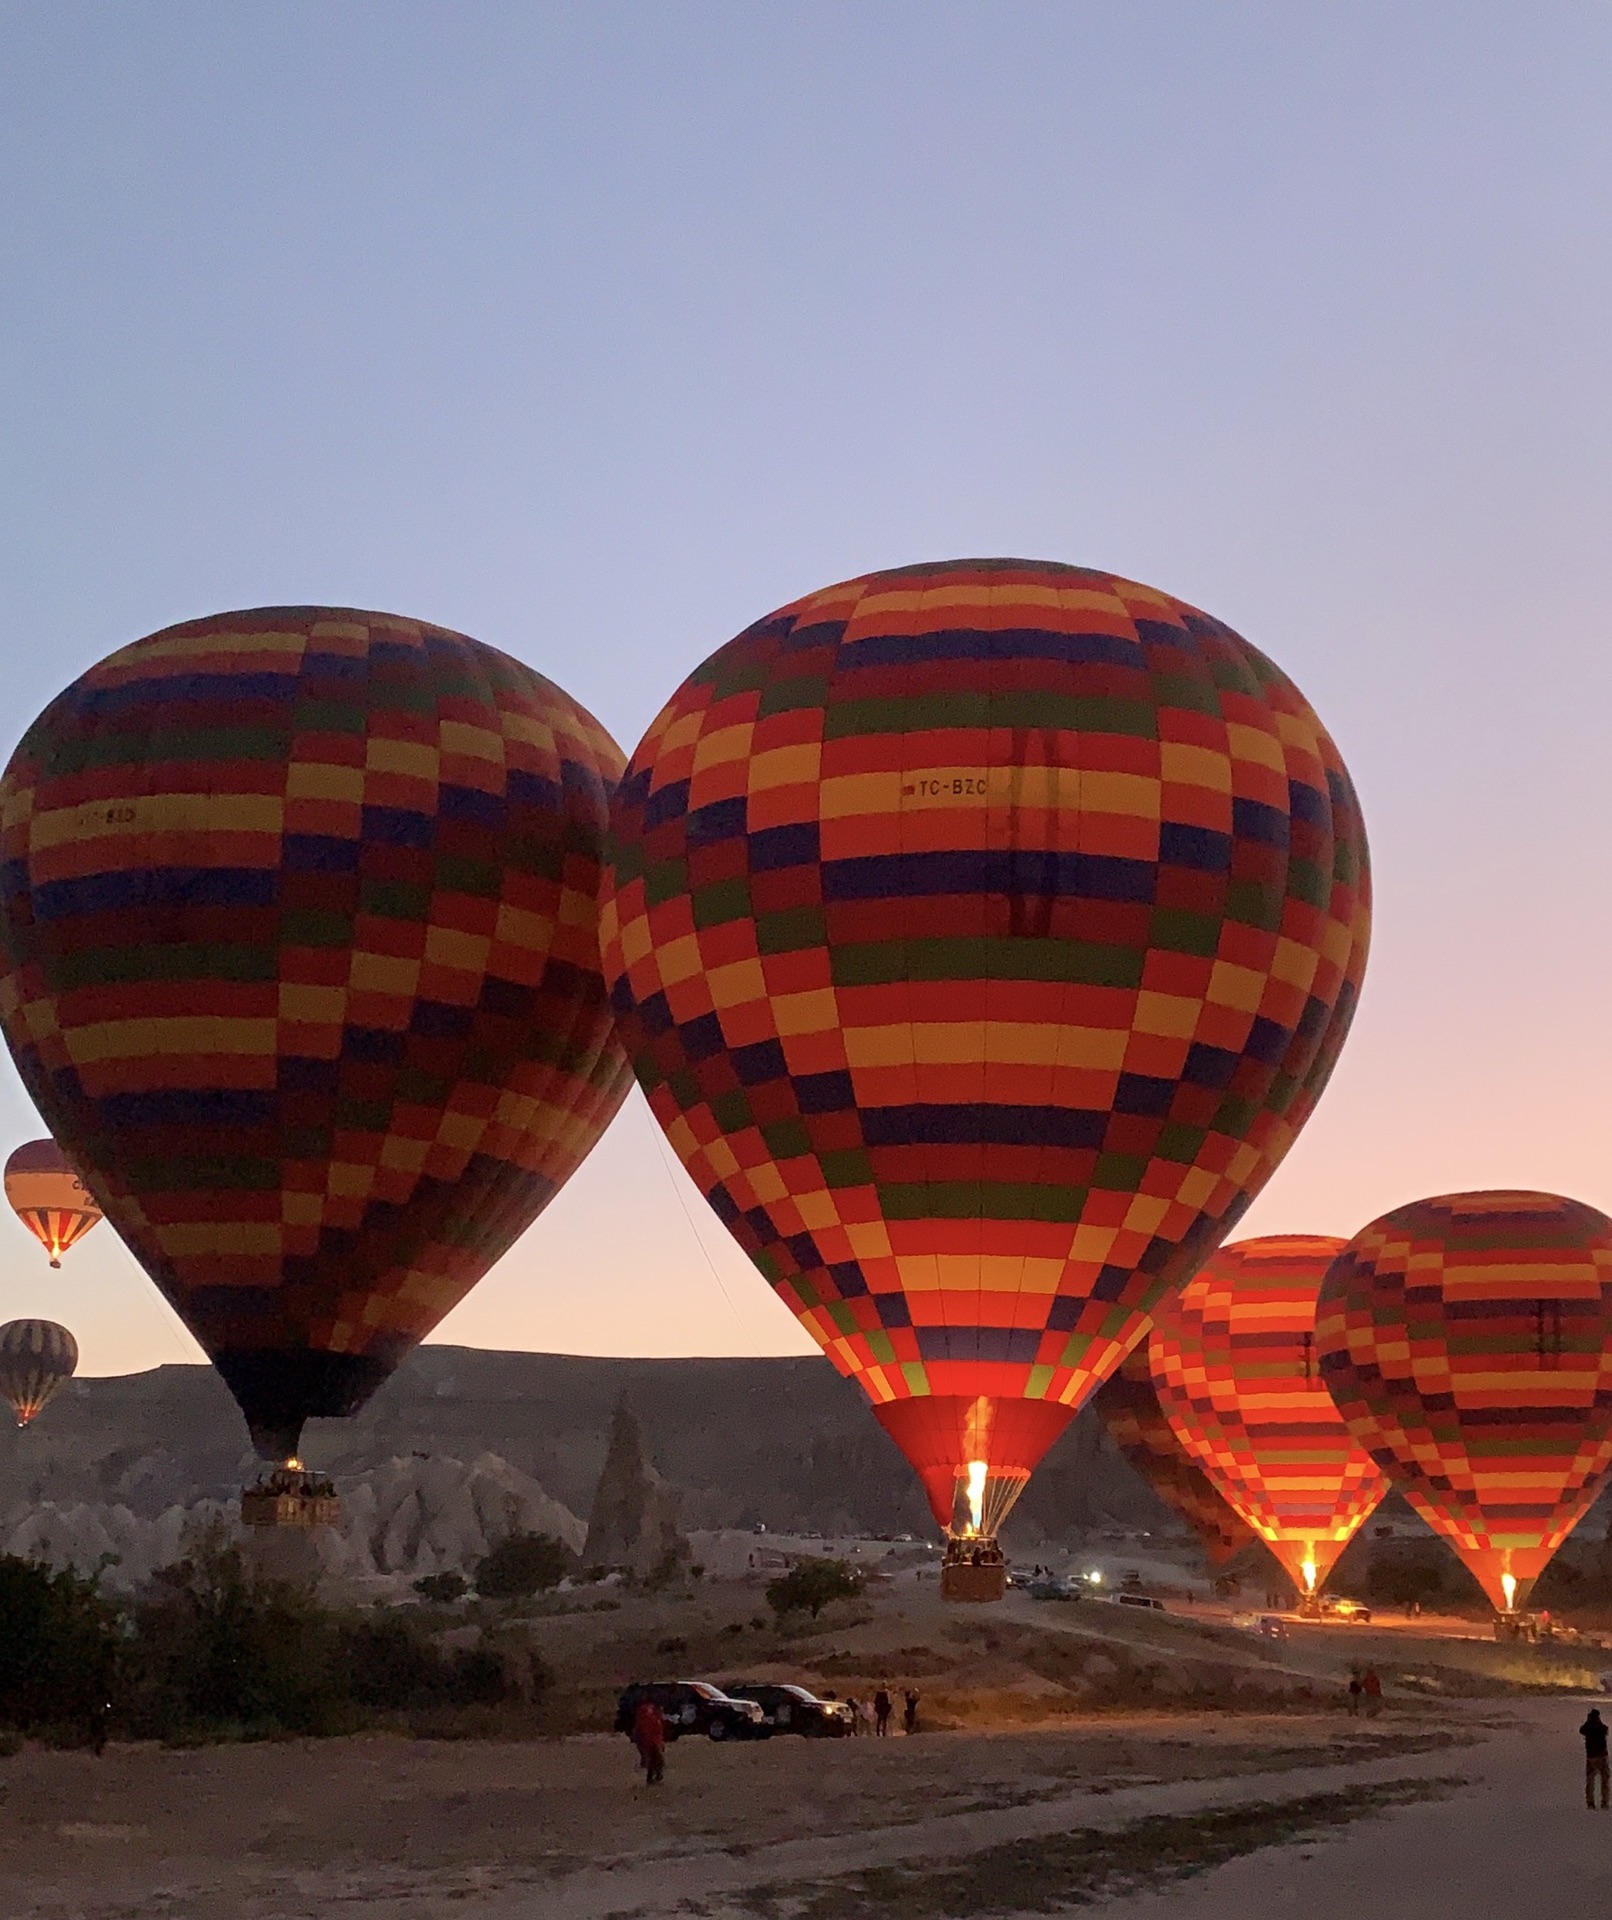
600, 559, 1370, 1586
0, 608, 631, 1484
1092, 1339, 1255, 1569
1150, 1235, 1387, 1604
4, 1138, 102, 1267
1317, 1191, 1612, 1617
0, 1318, 78, 1426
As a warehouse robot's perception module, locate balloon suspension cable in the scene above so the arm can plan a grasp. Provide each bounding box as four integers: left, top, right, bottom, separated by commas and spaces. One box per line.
946, 1459, 1031, 1551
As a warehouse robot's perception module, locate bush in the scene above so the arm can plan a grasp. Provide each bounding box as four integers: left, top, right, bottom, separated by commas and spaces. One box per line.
339, 1615, 511, 1710
414, 1571, 468, 1604
0, 1520, 557, 1749
125, 1523, 338, 1738
474, 1532, 569, 1600
0, 1555, 120, 1743
766, 1558, 864, 1620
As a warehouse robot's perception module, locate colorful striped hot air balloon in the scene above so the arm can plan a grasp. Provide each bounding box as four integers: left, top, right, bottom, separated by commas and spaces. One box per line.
0, 1318, 78, 1426
1150, 1235, 1388, 1598
0, 608, 631, 1465
601, 559, 1371, 1548
1317, 1192, 1612, 1614
1092, 1339, 1255, 1568
4, 1138, 102, 1267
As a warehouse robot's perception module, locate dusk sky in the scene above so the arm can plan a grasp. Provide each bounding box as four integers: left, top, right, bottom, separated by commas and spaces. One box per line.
3, 4, 1611, 1373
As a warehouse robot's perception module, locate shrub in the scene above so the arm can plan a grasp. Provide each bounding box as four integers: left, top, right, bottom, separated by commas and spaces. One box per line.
474, 1531, 569, 1600
126, 1523, 338, 1738
339, 1615, 511, 1709
766, 1558, 864, 1620
0, 1554, 120, 1742
414, 1571, 468, 1604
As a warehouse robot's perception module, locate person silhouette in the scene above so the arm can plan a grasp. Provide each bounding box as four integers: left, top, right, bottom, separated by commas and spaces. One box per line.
1582, 1708, 1609, 1809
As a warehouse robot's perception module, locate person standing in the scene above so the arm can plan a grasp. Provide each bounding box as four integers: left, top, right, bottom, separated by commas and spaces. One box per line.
632, 1696, 667, 1787
903, 1688, 920, 1735
1582, 1708, 1610, 1809
846, 1694, 864, 1735
873, 1686, 893, 1736
1362, 1668, 1383, 1718
1347, 1671, 1363, 1716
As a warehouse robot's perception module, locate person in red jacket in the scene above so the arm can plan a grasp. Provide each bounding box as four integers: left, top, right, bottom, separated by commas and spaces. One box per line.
632, 1697, 667, 1786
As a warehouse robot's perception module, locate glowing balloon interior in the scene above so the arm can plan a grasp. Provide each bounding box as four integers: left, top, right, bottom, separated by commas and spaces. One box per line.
1151, 1235, 1388, 1594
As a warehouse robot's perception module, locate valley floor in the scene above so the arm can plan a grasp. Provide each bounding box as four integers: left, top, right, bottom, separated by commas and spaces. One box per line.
0, 1582, 1603, 1918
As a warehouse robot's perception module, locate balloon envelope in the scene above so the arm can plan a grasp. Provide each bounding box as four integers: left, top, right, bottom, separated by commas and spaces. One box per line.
4, 1138, 102, 1267
1151, 1235, 1387, 1593
0, 1318, 78, 1426
601, 560, 1370, 1535
1093, 1338, 1255, 1568
0, 608, 631, 1461
1317, 1191, 1612, 1612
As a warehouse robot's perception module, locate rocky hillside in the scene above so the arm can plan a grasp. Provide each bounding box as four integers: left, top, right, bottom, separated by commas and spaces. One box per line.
0, 1346, 1178, 1552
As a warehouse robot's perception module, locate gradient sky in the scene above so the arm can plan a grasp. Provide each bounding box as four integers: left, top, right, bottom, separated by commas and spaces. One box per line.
3, 4, 1611, 1373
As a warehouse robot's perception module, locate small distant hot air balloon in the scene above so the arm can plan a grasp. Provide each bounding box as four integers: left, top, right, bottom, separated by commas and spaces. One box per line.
0, 609, 631, 1476
0, 1318, 78, 1426
4, 1138, 102, 1267
1092, 1340, 1255, 1569
1317, 1191, 1612, 1616
1151, 1236, 1388, 1602
601, 560, 1370, 1584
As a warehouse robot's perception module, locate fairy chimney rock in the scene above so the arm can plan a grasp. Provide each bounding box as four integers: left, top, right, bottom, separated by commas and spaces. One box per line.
583, 1400, 690, 1578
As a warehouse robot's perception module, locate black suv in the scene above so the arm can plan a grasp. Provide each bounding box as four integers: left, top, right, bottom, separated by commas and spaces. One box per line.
722, 1682, 855, 1737
614, 1680, 767, 1741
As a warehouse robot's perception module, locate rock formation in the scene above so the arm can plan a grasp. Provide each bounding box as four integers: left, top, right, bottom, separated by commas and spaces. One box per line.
0, 1450, 584, 1596
582, 1400, 690, 1578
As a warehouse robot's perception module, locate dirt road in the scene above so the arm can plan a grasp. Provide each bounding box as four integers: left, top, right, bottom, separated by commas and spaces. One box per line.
1102, 1694, 1608, 1920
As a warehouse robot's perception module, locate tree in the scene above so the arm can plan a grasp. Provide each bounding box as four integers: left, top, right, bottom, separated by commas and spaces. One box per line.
413, 1571, 467, 1604
0, 1554, 120, 1741
474, 1531, 569, 1599
128, 1518, 335, 1736
766, 1557, 863, 1621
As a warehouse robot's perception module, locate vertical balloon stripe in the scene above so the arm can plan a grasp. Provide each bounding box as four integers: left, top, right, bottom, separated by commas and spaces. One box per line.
4, 1138, 102, 1265
1317, 1191, 1612, 1610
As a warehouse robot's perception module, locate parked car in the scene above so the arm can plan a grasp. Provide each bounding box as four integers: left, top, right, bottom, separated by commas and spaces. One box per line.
1257, 1614, 1289, 1640
1319, 1595, 1372, 1623
723, 1682, 855, 1737
614, 1681, 767, 1741
1028, 1574, 1082, 1602
1116, 1591, 1166, 1612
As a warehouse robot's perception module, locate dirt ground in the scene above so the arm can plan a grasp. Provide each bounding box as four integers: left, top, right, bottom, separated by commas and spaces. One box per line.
0, 1711, 1467, 1919
0, 1574, 1594, 1919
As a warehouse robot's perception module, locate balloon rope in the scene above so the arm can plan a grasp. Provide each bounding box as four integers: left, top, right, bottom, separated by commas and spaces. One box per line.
644, 1104, 746, 1331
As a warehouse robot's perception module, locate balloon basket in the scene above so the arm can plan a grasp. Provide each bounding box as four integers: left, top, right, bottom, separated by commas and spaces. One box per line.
941, 1556, 1008, 1604
241, 1466, 340, 1530
1492, 1610, 1538, 1644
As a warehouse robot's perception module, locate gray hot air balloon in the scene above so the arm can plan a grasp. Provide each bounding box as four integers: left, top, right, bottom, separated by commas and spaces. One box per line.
0, 1318, 78, 1426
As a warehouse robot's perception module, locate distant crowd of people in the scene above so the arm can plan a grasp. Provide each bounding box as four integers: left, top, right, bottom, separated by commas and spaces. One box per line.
840, 1685, 921, 1737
